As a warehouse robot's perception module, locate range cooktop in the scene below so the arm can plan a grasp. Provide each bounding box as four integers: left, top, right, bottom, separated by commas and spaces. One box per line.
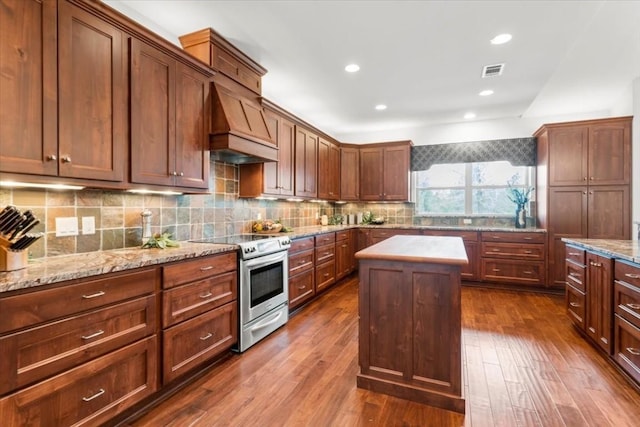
190, 234, 291, 259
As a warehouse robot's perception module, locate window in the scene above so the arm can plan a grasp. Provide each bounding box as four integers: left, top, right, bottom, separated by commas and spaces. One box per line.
414, 161, 534, 215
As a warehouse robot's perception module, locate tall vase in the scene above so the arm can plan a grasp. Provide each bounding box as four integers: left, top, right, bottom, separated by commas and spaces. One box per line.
515, 205, 526, 229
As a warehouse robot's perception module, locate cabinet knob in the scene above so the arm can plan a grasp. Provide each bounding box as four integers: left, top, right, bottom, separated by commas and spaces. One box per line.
172, 171, 178, 176
179, 172, 184, 176
61, 156, 71, 163
583, 191, 587, 195
46, 154, 57, 161
583, 177, 588, 181
590, 176, 594, 180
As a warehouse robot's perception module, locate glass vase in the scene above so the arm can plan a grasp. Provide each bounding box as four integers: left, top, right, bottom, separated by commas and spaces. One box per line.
515, 206, 526, 229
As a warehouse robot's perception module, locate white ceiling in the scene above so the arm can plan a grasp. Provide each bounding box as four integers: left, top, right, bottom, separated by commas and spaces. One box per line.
105, 0, 640, 144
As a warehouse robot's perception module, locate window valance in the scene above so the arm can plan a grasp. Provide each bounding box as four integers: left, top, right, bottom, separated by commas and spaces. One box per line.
410, 137, 536, 171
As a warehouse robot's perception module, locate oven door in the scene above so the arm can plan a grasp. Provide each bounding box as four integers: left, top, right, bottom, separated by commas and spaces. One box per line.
239, 250, 289, 324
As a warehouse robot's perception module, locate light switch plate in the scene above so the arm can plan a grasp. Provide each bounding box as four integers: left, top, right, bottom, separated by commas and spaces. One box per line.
82, 216, 95, 235
55, 217, 79, 237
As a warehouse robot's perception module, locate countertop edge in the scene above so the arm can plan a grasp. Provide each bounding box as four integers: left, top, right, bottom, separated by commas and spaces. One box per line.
561, 238, 640, 264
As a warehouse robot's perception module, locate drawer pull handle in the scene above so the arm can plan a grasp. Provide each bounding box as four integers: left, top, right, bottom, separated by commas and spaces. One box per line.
82, 291, 105, 299
82, 388, 105, 402
523, 250, 533, 254
81, 330, 105, 340
299, 260, 306, 265
524, 237, 533, 240
297, 285, 307, 290
200, 333, 213, 341
590, 262, 602, 267
323, 273, 329, 277
568, 252, 580, 256
568, 272, 579, 277
199, 266, 214, 271
199, 292, 213, 299
492, 269, 500, 272
626, 303, 640, 310
626, 347, 640, 356
492, 248, 501, 252
569, 302, 580, 308
625, 273, 640, 279
491, 236, 501, 239
523, 271, 533, 275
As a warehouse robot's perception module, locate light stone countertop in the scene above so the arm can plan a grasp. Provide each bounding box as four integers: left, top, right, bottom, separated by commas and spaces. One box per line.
355, 235, 469, 265
0, 242, 236, 294
561, 238, 640, 264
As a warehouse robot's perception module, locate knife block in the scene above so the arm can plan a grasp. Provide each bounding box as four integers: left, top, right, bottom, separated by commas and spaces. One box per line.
0, 240, 29, 272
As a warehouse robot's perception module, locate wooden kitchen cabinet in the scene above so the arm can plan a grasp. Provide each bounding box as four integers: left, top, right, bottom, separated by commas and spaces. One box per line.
480, 231, 546, 287
288, 236, 315, 310
130, 37, 210, 190
613, 260, 640, 383
565, 245, 587, 330
340, 145, 360, 201
317, 137, 340, 200
423, 229, 480, 281
239, 107, 295, 197
585, 251, 613, 354
294, 126, 318, 198
359, 141, 411, 201
335, 230, 355, 280
315, 232, 336, 293
1, 0, 127, 182
161, 253, 238, 383
536, 117, 631, 288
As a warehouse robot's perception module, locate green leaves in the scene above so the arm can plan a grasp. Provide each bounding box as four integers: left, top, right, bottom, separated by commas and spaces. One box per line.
141, 232, 179, 249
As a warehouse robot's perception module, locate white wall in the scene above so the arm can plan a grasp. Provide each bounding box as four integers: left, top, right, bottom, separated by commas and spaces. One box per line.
632, 78, 640, 240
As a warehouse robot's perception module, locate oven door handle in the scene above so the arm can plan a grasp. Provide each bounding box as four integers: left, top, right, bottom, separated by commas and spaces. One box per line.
243, 250, 287, 269
250, 310, 284, 332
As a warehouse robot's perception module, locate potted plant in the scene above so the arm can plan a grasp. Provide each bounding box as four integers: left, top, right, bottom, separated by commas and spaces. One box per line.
507, 184, 534, 228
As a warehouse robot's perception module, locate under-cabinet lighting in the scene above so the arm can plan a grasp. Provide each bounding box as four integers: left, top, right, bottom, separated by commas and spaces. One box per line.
286, 198, 304, 202
127, 189, 183, 196
0, 181, 85, 190
256, 196, 278, 201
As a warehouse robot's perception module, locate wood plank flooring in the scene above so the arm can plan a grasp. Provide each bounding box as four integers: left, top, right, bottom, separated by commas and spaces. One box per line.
125, 276, 640, 427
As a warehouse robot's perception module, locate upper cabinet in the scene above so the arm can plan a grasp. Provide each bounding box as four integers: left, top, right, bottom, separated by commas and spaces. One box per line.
317, 137, 340, 201
1, 0, 126, 183
295, 126, 318, 199
130, 39, 210, 189
359, 141, 412, 201
340, 145, 360, 201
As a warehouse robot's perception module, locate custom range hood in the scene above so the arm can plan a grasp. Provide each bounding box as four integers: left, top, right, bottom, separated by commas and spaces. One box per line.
210, 82, 278, 164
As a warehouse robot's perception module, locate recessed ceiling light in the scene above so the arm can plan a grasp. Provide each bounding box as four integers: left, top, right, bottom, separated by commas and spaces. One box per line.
345, 63, 360, 73
464, 112, 476, 119
375, 104, 387, 111
479, 89, 494, 96
490, 33, 512, 45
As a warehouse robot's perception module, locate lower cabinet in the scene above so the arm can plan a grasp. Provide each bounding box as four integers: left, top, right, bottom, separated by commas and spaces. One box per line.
335, 229, 356, 280
315, 232, 336, 293
423, 229, 479, 281
288, 237, 315, 310
480, 231, 546, 287
613, 260, 640, 383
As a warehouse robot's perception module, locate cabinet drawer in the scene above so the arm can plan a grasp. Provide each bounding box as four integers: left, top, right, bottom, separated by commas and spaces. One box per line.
565, 245, 586, 265
0, 295, 156, 396
315, 232, 336, 246
566, 261, 586, 293
0, 336, 157, 427
614, 280, 640, 328
163, 271, 236, 328
423, 229, 479, 242
289, 269, 315, 309
614, 315, 640, 384
336, 230, 350, 241
481, 259, 545, 286
289, 249, 314, 276
482, 231, 545, 244
615, 260, 640, 289
481, 242, 545, 260
315, 260, 336, 292
162, 302, 237, 383
163, 252, 236, 289
566, 285, 585, 330
315, 244, 335, 264
0, 267, 158, 333
290, 237, 314, 253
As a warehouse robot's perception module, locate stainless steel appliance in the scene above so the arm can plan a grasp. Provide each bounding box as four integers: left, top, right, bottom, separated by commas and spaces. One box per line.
191, 234, 291, 352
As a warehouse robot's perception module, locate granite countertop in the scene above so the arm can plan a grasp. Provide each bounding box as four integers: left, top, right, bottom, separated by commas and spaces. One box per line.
561, 238, 640, 264
355, 235, 469, 265
0, 242, 237, 294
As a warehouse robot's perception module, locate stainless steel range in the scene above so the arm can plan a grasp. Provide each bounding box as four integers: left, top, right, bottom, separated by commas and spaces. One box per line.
192, 234, 291, 352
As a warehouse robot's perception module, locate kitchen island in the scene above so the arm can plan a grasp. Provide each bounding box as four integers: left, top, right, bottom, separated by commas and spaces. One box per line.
355, 235, 468, 413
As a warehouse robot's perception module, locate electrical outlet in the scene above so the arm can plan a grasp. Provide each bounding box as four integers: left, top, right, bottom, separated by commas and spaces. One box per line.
463, 218, 472, 225
82, 216, 95, 235
55, 217, 79, 237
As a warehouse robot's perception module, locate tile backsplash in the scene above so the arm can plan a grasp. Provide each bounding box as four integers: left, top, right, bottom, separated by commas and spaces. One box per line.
0, 160, 529, 260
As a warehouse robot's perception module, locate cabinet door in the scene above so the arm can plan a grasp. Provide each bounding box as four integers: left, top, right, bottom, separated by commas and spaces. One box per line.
58, 0, 126, 182
294, 126, 318, 198
261, 111, 281, 195
548, 125, 588, 186
0, 0, 57, 176
588, 120, 631, 185
174, 62, 210, 189
587, 185, 630, 239
317, 138, 333, 200
340, 147, 360, 200
327, 141, 341, 200
359, 147, 383, 200
130, 38, 176, 186
382, 145, 410, 201
277, 118, 296, 196
586, 252, 613, 354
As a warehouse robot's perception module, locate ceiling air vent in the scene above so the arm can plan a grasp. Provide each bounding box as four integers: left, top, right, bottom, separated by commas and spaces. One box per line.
482, 63, 505, 78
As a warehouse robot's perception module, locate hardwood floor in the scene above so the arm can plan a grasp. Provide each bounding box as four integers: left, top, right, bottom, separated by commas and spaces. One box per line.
125, 276, 640, 427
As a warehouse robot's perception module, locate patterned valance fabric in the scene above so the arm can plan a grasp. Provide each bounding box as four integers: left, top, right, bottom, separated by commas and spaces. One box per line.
410, 137, 537, 171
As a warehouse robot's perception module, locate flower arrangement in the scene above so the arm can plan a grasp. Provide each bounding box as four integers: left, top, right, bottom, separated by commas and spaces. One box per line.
506, 184, 534, 208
